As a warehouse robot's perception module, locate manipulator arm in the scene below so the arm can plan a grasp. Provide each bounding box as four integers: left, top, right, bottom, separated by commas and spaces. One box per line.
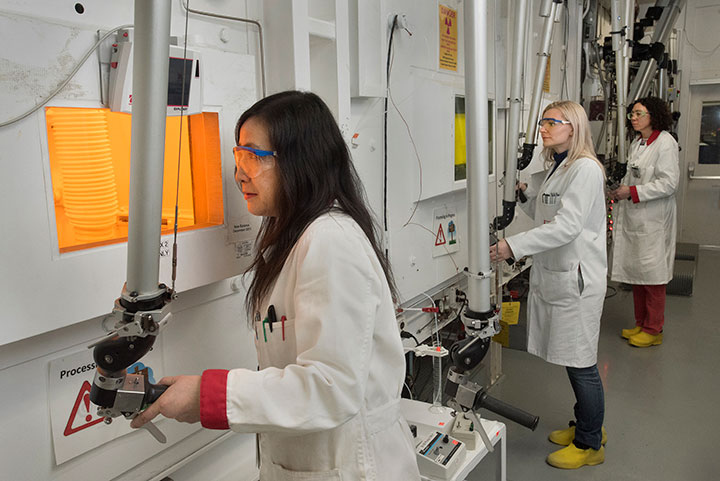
89, 285, 172, 425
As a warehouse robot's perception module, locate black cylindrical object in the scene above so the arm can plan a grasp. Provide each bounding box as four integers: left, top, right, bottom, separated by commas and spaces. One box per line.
144, 380, 168, 406
476, 391, 539, 430
493, 200, 516, 231
517, 143, 536, 170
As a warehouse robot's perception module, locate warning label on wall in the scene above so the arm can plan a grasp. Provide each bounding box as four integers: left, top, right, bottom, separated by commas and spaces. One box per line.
439, 5, 458, 71
48, 344, 164, 465
433, 206, 460, 258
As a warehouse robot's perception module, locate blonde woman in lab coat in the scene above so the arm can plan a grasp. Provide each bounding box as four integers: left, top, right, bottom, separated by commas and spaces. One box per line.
609, 96, 679, 348
490, 101, 607, 469
132, 91, 421, 481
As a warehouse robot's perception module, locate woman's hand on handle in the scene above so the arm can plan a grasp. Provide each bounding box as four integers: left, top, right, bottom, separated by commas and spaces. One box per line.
490, 239, 514, 263
130, 375, 202, 428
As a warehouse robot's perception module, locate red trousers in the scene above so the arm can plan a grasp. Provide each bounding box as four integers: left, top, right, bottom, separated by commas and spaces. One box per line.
632, 284, 666, 335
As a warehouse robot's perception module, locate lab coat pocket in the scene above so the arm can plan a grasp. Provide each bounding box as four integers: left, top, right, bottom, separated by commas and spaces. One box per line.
266, 462, 342, 481
535, 265, 580, 306
254, 317, 298, 369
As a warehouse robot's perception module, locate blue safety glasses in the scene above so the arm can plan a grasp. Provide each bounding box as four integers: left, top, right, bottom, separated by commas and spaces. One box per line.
538, 118, 572, 128
233, 145, 277, 179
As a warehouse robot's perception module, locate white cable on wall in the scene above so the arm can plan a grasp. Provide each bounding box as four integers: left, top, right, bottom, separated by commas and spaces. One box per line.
0, 25, 133, 129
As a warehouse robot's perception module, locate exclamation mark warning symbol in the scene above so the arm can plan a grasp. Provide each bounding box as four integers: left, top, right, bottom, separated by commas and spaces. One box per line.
63, 381, 105, 436
83, 392, 92, 422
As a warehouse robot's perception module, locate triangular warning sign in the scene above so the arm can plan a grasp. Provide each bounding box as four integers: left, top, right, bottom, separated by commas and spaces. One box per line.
435, 224, 446, 246
63, 381, 105, 436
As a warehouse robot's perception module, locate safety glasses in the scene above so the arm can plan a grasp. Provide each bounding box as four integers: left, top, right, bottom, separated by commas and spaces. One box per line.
627, 110, 649, 120
538, 117, 572, 128
233, 145, 277, 179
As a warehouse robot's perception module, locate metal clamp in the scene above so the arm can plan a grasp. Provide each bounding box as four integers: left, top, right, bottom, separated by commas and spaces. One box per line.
462, 267, 493, 281
461, 310, 500, 338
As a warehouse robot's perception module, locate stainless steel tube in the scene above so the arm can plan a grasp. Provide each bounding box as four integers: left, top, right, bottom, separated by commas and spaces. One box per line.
126, 0, 172, 297
503, 0, 529, 204
611, 0, 627, 166
464, 0, 491, 314
623, 0, 635, 96
524, 0, 561, 154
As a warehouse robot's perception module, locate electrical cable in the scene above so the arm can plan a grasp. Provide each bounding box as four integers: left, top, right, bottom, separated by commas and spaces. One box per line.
0, 24, 134, 129
404, 222, 460, 272
403, 381, 414, 400
171, 0, 192, 295
180, 0, 266, 97
383, 16, 398, 254
561, 1, 570, 100
682, 29, 720, 56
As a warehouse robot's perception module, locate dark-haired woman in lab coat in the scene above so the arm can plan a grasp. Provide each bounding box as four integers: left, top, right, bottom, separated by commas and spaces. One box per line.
132, 91, 421, 481
609, 96, 679, 348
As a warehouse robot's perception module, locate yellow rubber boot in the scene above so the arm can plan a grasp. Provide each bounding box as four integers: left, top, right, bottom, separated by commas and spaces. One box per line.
547, 444, 605, 469
548, 425, 607, 446
621, 326, 642, 339
628, 331, 663, 347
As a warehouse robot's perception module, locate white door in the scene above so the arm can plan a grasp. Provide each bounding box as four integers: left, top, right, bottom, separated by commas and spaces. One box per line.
679, 84, 720, 247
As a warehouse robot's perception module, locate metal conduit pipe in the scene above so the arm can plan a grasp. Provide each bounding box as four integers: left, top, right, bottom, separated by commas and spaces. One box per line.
658, 59, 667, 101
125, 0, 172, 298
518, 0, 562, 171
181, 0, 266, 97
611, 0, 627, 168
464, 0, 491, 316
628, 0, 685, 103
623, 0, 635, 99
493, 0, 529, 231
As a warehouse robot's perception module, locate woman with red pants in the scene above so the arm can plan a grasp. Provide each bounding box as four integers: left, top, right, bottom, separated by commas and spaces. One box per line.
609, 96, 679, 347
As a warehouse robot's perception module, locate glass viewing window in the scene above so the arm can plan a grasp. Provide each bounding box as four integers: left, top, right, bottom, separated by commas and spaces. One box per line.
45, 107, 224, 253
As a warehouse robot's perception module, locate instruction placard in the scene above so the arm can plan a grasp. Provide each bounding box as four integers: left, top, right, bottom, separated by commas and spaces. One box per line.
439, 5, 458, 71
501, 301, 521, 325
48, 344, 163, 464
432, 206, 460, 258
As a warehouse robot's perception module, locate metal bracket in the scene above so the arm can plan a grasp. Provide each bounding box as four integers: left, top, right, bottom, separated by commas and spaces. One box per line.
462, 267, 493, 281
461, 310, 501, 337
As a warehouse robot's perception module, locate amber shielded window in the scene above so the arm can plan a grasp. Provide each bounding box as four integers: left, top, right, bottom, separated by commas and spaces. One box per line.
45, 107, 224, 253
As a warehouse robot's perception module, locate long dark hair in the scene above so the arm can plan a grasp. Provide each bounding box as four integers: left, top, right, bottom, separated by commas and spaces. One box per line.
236, 91, 397, 318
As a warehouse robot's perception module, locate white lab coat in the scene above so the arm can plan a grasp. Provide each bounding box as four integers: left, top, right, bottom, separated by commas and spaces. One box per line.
224, 212, 420, 481
506, 157, 607, 368
611, 131, 679, 285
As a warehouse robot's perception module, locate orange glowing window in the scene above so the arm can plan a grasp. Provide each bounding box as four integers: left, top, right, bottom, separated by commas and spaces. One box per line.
45, 107, 224, 253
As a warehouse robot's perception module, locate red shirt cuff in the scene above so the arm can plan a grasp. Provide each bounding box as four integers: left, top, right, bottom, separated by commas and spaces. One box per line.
200, 369, 230, 429
629, 186, 640, 203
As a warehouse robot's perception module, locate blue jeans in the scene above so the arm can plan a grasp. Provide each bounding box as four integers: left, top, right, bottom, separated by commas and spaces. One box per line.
566, 365, 605, 450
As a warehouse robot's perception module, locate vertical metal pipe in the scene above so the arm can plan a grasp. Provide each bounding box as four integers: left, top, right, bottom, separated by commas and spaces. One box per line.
126, 0, 171, 296
502, 0, 529, 204
521, 0, 561, 162
611, 0, 627, 166
465, 0, 491, 314
658, 64, 667, 101
623, 0, 634, 95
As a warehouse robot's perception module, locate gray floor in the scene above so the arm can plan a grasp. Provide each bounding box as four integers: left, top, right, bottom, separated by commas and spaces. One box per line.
468, 248, 720, 481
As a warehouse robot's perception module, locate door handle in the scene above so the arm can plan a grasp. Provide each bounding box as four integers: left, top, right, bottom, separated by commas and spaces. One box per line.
688, 163, 720, 181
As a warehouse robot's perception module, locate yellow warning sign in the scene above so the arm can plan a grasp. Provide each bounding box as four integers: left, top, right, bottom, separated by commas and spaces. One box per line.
501, 301, 521, 325
439, 5, 458, 71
